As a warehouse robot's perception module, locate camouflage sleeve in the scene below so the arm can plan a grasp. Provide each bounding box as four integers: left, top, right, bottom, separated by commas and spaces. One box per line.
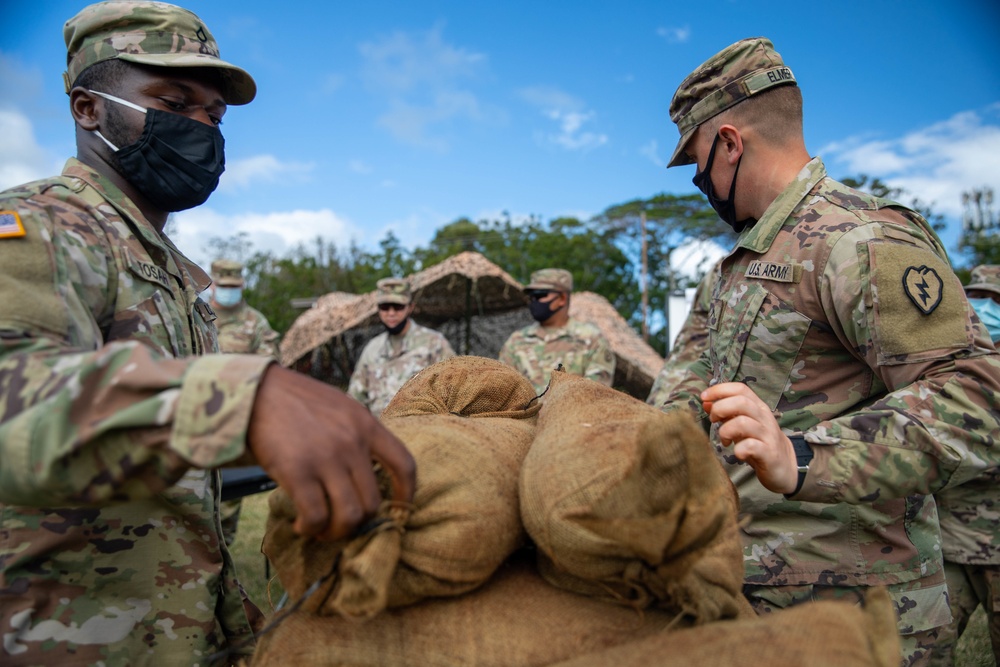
0, 199, 271, 508
647, 267, 717, 406
254, 312, 280, 358
497, 334, 517, 368
347, 340, 374, 407
438, 334, 456, 360
796, 225, 1000, 503
584, 332, 615, 387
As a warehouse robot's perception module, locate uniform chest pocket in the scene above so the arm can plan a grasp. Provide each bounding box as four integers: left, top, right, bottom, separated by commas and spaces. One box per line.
709, 284, 811, 410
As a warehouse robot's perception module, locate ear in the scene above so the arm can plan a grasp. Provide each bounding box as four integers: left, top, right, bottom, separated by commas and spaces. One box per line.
717, 124, 744, 166
69, 88, 101, 131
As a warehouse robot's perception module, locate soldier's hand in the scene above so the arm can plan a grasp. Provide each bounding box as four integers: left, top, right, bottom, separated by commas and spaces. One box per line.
701, 382, 797, 495
246, 364, 416, 540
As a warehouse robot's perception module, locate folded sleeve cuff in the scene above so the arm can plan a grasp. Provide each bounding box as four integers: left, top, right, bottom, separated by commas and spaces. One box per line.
170, 354, 274, 467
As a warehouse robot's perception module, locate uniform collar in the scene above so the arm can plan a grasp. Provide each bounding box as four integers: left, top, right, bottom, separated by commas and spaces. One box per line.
61, 158, 212, 293
735, 157, 827, 255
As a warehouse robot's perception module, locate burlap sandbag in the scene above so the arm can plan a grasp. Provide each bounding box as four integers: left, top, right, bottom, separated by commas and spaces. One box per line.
250, 552, 689, 667
519, 370, 747, 624
549, 586, 901, 667
262, 412, 535, 620
381, 355, 540, 419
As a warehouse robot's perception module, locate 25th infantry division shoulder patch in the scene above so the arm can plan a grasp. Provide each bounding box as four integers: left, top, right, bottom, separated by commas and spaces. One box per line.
902, 265, 943, 315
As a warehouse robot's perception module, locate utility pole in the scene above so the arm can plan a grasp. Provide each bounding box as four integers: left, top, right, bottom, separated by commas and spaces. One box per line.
640, 210, 649, 342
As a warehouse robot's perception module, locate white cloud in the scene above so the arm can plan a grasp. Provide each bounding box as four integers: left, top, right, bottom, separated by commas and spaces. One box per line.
0, 109, 58, 190
656, 26, 691, 44
520, 86, 608, 152
171, 207, 362, 267
359, 23, 497, 149
217, 154, 314, 192
349, 159, 373, 174
670, 237, 727, 279
820, 105, 1000, 220
640, 139, 664, 168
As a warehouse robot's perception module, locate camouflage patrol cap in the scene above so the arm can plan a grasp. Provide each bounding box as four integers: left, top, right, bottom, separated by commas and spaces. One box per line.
211, 259, 244, 286
667, 37, 796, 168
525, 268, 573, 293
965, 265, 1000, 297
63, 1, 257, 105
376, 277, 412, 305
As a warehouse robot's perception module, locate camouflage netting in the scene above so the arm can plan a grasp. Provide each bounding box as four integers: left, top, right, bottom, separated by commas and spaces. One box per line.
279, 252, 665, 399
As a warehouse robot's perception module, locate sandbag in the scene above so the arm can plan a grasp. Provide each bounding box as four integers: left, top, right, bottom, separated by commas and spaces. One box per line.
262, 412, 535, 620
382, 355, 540, 419
250, 552, 689, 667
549, 586, 902, 667
519, 370, 747, 624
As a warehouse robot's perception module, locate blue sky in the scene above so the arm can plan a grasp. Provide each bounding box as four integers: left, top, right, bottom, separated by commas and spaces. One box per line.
2, 0, 998, 277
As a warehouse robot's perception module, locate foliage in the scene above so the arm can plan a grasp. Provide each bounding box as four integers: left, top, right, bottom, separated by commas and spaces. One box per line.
591, 192, 733, 353
840, 174, 946, 233
957, 186, 1000, 272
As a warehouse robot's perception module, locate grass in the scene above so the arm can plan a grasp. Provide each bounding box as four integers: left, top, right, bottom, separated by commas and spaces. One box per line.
229, 492, 284, 615
228, 491, 994, 665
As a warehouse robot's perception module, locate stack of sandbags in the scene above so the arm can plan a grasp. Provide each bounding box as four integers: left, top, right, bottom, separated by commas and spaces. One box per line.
250, 552, 685, 667
548, 586, 902, 667
519, 371, 748, 624
262, 357, 540, 619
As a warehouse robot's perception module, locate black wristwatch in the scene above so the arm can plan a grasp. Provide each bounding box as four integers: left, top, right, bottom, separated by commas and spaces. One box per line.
787, 435, 814, 496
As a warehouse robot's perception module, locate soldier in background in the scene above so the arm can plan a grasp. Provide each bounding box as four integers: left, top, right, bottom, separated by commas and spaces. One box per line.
0, 2, 414, 663
348, 278, 455, 418
928, 264, 1000, 665
660, 37, 1000, 665
210, 259, 280, 546
499, 268, 615, 395
647, 261, 720, 407
210, 259, 280, 359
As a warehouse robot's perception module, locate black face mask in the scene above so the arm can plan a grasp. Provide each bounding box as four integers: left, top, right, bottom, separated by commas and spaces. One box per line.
529, 298, 563, 323
692, 133, 756, 233
91, 90, 225, 212
385, 317, 408, 336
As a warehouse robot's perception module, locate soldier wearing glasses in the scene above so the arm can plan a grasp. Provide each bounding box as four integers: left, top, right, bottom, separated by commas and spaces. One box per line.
348, 277, 455, 418
499, 268, 615, 395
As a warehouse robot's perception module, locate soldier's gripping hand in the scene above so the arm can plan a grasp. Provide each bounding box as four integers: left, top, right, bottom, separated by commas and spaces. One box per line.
246, 364, 416, 541
701, 382, 798, 495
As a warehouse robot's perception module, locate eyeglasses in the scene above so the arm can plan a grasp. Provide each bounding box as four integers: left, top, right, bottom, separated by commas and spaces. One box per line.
526, 290, 555, 301
378, 303, 407, 312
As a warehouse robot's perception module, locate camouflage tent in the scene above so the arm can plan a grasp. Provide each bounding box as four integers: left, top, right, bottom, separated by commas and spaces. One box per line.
280, 252, 664, 399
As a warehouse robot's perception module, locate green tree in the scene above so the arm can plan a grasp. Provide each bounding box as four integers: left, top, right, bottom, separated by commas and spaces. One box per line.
959, 187, 1000, 272
592, 193, 731, 354
840, 174, 946, 232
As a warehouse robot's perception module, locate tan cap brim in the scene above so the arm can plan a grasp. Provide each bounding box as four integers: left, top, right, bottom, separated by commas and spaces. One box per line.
667, 126, 697, 168
116, 52, 256, 105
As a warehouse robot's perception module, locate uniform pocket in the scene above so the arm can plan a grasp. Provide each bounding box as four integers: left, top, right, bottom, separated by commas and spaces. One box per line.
710, 283, 811, 410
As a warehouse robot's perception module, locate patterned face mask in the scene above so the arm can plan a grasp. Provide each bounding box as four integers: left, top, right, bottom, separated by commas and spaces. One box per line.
90, 90, 226, 212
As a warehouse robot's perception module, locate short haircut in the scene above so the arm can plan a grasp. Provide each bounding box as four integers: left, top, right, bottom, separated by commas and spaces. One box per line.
72, 58, 131, 92
703, 85, 803, 145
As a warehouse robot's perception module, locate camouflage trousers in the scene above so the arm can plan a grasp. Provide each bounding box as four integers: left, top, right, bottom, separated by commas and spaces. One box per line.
744, 578, 952, 667
927, 561, 1000, 666
221, 498, 243, 547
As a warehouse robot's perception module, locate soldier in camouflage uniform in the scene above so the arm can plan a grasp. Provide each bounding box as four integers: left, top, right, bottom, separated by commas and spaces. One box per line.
210, 259, 280, 547
646, 261, 720, 407
348, 278, 455, 418
928, 265, 1000, 665
660, 38, 1000, 666
0, 3, 415, 664
498, 268, 615, 395
210, 259, 280, 359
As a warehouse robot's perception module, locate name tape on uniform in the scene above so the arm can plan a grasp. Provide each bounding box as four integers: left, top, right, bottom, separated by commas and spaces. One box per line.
746, 260, 801, 283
